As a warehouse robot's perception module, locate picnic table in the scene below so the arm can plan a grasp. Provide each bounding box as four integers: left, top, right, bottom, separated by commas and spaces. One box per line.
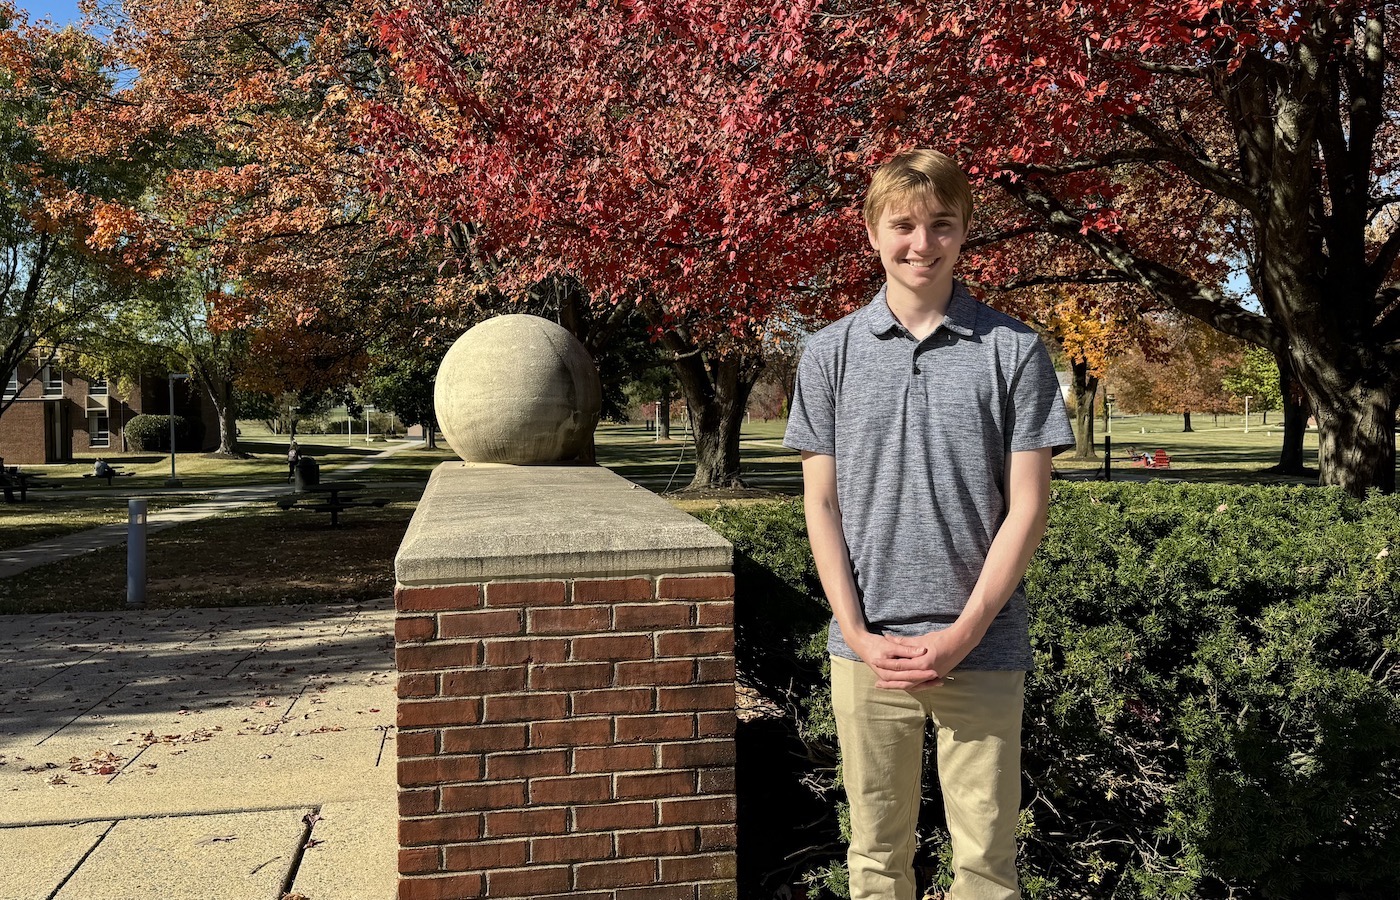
2, 467, 57, 503
275, 481, 388, 526
82, 465, 135, 486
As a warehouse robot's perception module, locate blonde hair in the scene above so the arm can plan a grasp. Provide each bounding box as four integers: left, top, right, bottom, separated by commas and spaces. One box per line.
864, 150, 974, 230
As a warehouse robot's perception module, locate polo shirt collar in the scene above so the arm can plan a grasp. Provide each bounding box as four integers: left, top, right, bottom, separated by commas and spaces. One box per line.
863, 282, 979, 338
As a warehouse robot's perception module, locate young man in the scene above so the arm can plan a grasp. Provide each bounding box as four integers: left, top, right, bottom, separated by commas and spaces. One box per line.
784, 150, 1074, 900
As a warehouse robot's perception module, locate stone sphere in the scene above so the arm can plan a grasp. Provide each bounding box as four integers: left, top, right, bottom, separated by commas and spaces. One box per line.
435, 314, 602, 464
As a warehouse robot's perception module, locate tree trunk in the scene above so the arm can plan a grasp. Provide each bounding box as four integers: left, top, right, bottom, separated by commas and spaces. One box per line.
206, 378, 241, 455
1310, 384, 1397, 495
1271, 349, 1308, 475
657, 386, 672, 441
681, 354, 760, 490
425, 422, 438, 450
1070, 359, 1098, 459
1182, 410, 1193, 432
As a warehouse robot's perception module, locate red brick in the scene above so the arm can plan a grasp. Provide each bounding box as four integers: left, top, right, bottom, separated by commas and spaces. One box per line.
398, 788, 438, 817
396, 616, 436, 643
397, 729, 436, 758
396, 584, 482, 613
397, 873, 484, 900
574, 577, 654, 603
659, 740, 736, 769
657, 574, 733, 600
440, 780, 526, 811
698, 769, 736, 793
574, 858, 656, 890
615, 659, 694, 687
399, 846, 439, 875
697, 710, 737, 738
530, 718, 612, 748
695, 657, 736, 683
440, 723, 528, 754
616, 770, 695, 800
399, 755, 482, 787
486, 580, 567, 607
699, 824, 737, 850
571, 634, 655, 662
528, 662, 612, 691
484, 806, 568, 837
617, 887, 694, 900
483, 637, 568, 666
618, 826, 697, 857
482, 692, 568, 723
658, 684, 734, 712
572, 801, 657, 831
529, 774, 612, 805
533, 894, 612, 900
438, 609, 523, 639
529, 605, 611, 634
660, 851, 737, 881
613, 602, 693, 630
529, 832, 613, 864
486, 866, 570, 896
397, 642, 480, 672
441, 666, 528, 696
397, 673, 438, 699
697, 883, 738, 900
571, 687, 654, 715
616, 714, 695, 743
659, 795, 736, 826
398, 698, 481, 729
399, 814, 482, 847
442, 840, 527, 871
573, 744, 656, 773
656, 630, 733, 658
485, 748, 569, 779
696, 602, 734, 626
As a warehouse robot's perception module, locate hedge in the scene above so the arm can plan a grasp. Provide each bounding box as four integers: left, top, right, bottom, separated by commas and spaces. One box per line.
123, 414, 203, 452
699, 482, 1400, 900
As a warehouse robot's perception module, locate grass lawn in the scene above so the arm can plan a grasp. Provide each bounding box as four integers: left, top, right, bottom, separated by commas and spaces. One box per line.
2, 413, 1391, 617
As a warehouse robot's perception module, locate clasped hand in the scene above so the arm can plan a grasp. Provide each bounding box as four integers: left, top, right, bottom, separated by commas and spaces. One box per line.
850, 629, 972, 690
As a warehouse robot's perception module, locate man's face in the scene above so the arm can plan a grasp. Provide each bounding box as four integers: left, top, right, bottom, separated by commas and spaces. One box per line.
866, 197, 967, 299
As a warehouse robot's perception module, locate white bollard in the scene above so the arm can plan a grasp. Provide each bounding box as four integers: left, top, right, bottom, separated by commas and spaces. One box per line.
127, 499, 147, 608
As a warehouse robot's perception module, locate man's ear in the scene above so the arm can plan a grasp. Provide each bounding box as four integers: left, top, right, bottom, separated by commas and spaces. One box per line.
866, 222, 879, 250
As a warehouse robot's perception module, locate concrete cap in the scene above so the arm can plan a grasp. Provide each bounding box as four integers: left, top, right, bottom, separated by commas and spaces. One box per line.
394, 464, 732, 585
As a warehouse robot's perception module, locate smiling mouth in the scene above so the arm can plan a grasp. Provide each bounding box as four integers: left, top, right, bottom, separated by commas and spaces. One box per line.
904, 259, 937, 268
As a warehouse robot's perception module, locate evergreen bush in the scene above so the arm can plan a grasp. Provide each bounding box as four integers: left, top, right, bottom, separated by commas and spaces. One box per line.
123, 414, 194, 452
700, 483, 1400, 899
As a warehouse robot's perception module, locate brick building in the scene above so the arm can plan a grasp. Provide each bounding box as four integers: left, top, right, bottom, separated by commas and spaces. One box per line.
0, 361, 217, 465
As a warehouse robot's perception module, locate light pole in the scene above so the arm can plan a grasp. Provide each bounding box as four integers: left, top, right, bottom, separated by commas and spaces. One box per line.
347, 406, 354, 446
165, 373, 190, 487
1244, 395, 1252, 434
1105, 393, 1115, 436
365, 405, 376, 442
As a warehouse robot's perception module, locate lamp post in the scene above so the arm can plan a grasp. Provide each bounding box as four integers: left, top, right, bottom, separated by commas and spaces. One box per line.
365, 404, 376, 442
1244, 395, 1252, 434
165, 373, 190, 488
1105, 393, 1115, 436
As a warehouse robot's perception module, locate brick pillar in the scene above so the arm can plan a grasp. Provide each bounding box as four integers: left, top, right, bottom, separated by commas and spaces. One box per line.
393, 465, 735, 900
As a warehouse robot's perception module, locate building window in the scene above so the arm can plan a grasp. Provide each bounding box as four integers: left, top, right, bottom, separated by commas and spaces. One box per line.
89, 376, 108, 396
42, 365, 62, 396
89, 413, 110, 448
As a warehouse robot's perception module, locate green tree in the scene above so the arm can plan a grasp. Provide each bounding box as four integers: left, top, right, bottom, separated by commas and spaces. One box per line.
1223, 346, 1283, 426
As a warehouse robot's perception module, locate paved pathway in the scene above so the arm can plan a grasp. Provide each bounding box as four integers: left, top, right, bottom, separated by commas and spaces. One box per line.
0, 599, 397, 900
0, 441, 425, 579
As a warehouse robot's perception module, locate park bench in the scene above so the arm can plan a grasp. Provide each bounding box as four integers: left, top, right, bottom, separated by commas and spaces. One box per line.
82, 465, 135, 486
274, 481, 389, 526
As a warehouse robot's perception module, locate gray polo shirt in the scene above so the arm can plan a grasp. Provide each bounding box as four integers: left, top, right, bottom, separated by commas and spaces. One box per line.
784, 283, 1075, 670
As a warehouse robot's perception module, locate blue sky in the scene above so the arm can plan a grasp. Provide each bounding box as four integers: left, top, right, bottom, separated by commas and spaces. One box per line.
17, 0, 86, 26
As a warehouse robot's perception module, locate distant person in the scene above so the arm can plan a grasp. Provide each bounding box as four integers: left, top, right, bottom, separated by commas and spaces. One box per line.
94, 459, 114, 480
287, 441, 301, 483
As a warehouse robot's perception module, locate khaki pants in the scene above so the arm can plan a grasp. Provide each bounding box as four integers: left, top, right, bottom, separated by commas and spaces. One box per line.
831, 655, 1025, 900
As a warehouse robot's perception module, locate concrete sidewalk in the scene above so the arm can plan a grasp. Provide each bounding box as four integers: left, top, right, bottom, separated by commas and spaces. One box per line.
0, 441, 425, 580
0, 599, 397, 900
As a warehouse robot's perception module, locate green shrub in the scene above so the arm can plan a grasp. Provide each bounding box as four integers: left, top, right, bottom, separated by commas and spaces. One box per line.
700, 483, 1400, 899
124, 414, 199, 452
